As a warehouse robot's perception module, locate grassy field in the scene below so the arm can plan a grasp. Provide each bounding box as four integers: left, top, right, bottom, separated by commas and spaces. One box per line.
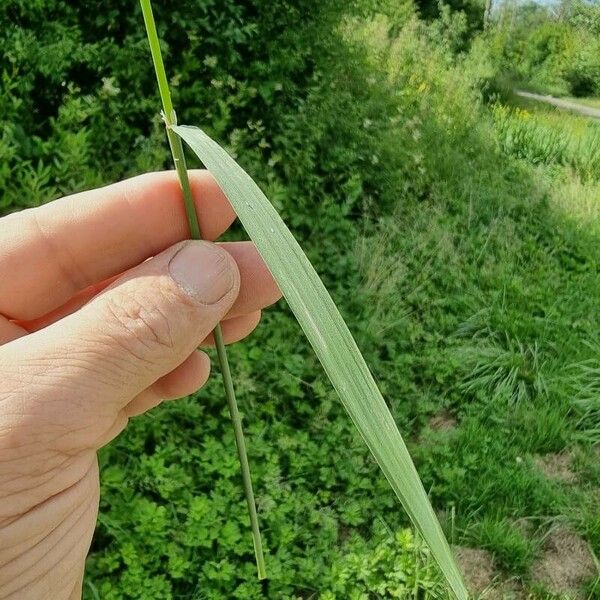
493, 95, 600, 183
1, 3, 599, 599
335, 30, 600, 598
87, 22, 600, 599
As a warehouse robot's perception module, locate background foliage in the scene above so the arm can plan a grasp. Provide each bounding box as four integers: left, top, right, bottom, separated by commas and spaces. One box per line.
1, 0, 599, 598
484, 0, 600, 97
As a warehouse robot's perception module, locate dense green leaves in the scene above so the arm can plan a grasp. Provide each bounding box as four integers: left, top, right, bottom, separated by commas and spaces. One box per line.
0, 0, 369, 213
487, 0, 600, 97
4, 2, 600, 597
172, 124, 468, 599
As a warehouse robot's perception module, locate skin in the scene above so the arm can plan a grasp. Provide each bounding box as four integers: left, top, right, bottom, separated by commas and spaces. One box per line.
0, 171, 282, 599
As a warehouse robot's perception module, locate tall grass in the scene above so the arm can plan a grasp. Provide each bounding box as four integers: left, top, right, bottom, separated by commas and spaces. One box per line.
455, 336, 548, 405
548, 172, 600, 234
492, 104, 600, 182
568, 341, 600, 444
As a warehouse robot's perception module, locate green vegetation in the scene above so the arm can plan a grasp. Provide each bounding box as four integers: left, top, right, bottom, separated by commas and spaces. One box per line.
1, 0, 599, 598
321, 529, 448, 599
492, 102, 600, 181
485, 0, 600, 97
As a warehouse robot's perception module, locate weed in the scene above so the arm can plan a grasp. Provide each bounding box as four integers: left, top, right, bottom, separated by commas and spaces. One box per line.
492, 104, 600, 182
455, 335, 548, 405
567, 341, 600, 445
465, 516, 537, 574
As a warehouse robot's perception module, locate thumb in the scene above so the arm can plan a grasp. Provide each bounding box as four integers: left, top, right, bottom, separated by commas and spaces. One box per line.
27, 240, 240, 403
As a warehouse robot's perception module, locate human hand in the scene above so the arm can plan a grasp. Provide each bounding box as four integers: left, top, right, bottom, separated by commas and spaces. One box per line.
0, 171, 281, 599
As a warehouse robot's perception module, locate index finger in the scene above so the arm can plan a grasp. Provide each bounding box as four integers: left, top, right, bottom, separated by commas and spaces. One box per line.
0, 170, 236, 320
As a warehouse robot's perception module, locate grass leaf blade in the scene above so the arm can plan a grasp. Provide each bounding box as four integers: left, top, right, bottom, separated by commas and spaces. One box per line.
172, 124, 468, 600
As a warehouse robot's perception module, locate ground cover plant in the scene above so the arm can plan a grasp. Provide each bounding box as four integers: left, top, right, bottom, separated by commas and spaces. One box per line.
1, 0, 599, 598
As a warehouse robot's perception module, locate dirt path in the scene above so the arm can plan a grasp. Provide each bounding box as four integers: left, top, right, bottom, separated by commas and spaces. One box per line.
515, 90, 600, 120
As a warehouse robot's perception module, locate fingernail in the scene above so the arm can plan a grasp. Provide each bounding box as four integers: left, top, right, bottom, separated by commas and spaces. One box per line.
169, 241, 235, 304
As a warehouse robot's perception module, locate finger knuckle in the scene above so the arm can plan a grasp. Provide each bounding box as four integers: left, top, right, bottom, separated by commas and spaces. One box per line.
103, 293, 175, 360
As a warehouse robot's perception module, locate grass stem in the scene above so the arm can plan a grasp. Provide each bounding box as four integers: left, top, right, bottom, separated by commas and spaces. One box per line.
139, 0, 266, 580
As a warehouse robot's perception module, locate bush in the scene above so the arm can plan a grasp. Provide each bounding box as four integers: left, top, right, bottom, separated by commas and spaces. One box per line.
0, 0, 368, 213
562, 32, 600, 97
482, 0, 600, 98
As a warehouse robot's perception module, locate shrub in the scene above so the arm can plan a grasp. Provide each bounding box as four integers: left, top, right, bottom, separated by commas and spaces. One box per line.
482, 0, 600, 98
0, 0, 368, 213
562, 32, 600, 97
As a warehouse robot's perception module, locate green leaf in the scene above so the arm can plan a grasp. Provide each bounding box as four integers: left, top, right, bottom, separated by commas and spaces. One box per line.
172, 124, 468, 600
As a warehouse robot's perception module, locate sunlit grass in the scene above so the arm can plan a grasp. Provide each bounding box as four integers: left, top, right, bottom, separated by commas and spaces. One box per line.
492, 103, 600, 182
548, 172, 600, 234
